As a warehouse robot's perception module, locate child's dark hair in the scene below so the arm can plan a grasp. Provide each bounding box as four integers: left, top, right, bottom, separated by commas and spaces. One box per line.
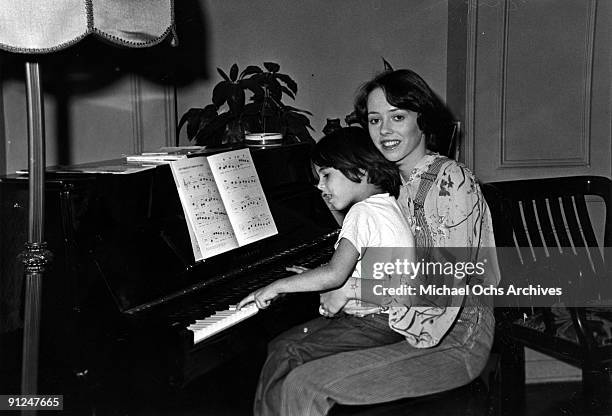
311, 126, 401, 198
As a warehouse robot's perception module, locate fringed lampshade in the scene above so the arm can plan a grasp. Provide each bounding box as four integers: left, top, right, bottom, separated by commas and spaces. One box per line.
0, 0, 175, 52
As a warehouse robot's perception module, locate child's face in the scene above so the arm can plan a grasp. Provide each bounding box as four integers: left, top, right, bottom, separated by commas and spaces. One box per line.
315, 166, 370, 210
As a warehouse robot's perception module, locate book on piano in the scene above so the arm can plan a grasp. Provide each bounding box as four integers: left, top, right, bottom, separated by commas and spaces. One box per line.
125, 146, 207, 164
169, 148, 278, 261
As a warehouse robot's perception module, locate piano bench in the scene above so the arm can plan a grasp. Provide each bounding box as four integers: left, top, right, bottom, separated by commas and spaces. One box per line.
329, 376, 492, 416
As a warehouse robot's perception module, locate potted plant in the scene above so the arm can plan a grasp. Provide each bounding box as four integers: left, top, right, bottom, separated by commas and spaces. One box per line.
178, 62, 314, 146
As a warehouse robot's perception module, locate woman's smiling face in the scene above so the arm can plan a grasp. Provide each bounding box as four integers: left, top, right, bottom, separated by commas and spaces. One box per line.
366, 88, 426, 172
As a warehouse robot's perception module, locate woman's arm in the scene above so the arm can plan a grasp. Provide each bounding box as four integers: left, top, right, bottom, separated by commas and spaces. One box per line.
237, 238, 358, 310
321, 243, 417, 315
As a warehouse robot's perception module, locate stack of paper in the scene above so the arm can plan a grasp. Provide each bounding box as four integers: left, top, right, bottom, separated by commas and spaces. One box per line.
126, 146, 207, 164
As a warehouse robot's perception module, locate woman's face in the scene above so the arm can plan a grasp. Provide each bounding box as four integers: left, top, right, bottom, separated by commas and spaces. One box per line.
366, 88, 426, 171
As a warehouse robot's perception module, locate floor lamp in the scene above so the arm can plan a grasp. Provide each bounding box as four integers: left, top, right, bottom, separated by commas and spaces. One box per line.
0, 0, 175, 408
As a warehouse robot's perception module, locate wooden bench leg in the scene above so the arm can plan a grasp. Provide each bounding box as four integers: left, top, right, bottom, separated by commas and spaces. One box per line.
498, 339, 525, 415
582, 367, 612, 414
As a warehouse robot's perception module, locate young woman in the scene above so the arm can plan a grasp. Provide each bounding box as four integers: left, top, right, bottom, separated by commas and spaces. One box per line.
252, 69, 499, 416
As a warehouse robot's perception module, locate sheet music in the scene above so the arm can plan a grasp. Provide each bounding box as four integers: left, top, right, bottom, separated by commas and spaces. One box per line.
169, 157, 238, 261
207, 148, 278, 246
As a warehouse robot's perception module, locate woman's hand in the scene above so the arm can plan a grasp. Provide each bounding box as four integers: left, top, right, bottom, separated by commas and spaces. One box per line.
319, 287, 349, 317
237, 283, 280, 310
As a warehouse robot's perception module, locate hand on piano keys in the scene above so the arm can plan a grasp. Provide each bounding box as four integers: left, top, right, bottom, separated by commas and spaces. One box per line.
236, 265, 311, 311
237, 282, 281, 311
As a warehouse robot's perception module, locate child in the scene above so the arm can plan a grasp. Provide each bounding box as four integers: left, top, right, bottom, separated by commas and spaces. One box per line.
241, 126, 416, 416
237, 126, 414, 316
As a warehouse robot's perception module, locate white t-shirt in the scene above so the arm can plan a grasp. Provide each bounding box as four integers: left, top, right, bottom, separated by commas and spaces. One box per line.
335, 193, 414, 315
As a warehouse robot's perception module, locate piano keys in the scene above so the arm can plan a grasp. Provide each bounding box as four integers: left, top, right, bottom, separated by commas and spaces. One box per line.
0, 142, 339, 394
188, 304, 259, 344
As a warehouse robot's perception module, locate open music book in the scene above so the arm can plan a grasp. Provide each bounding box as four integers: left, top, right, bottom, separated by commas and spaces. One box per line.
169, 148, 278, 262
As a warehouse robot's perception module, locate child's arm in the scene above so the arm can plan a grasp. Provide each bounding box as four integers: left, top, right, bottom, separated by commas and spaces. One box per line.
237, 238, 358, 310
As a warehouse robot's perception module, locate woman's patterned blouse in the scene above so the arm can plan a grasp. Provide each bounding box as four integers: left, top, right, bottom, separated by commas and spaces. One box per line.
388, 153, 500, 348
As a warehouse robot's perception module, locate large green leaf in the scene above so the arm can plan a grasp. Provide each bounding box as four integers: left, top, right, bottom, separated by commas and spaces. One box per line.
284, 112, 314, 142
216, 67, 230, 81
178, 105, 220, 140
178, 108, 200, 132
275, 73, 297, 94
266, 78, 282, 101
195, 112, 234, 145
280, 86, 295, 100
285, 111, 314, 131
239, 78, 265, 97
212, 81, 232, 108
229, 64, 239, 82
263, 62, 280, 73
239, 65, 263, 79
178, 108, 204, 139
284, 105, 313, 116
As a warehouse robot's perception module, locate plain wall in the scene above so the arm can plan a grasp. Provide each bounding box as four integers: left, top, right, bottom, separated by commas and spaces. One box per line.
1, 0, 449, 172
177, 0, 449, 144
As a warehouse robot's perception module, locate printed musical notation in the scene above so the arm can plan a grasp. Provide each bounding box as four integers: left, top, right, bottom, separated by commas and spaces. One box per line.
214, 153, 252, 172
207, 148, 277, 246
231, 195, 264, 212
169, 148, 277, 261
182, 173, 215, 191
238, 213, 275, 234
221, 175, 257, 192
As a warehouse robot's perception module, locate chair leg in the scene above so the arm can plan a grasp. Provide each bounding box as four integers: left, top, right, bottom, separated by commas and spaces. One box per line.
582, 367, 612, 414
498, 340, 525, 415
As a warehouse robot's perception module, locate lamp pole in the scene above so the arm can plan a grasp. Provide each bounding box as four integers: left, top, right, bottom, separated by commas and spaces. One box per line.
18, 61, 53, 407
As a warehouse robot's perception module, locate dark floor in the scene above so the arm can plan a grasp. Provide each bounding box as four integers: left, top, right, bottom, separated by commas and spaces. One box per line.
69, 373, 608, 416
2, 363, 605, 416
1, 329, 608, 416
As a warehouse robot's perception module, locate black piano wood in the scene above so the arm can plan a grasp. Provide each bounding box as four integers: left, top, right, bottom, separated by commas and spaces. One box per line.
0, 143, 339, 396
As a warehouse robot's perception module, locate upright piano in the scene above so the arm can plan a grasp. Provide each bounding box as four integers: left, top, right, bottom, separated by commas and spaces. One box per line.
0, 143, 339, 394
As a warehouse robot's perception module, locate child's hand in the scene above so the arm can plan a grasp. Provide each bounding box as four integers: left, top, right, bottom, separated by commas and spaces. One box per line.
237, 283, 279, 310
285, 265, 310, 274
319, 288, 349, 316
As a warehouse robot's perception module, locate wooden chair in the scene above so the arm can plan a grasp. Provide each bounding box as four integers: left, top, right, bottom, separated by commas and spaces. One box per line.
482, 176, 612, 415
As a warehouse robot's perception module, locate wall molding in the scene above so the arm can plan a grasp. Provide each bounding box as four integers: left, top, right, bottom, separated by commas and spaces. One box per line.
163, 84, 177, 147
0, 76, 5, 176
464, 0, 478, 171
499, 0, 596, 168
130, 74, 144, 154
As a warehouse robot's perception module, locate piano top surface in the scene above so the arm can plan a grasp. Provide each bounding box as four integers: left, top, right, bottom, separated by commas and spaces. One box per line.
1, 143, 340, 314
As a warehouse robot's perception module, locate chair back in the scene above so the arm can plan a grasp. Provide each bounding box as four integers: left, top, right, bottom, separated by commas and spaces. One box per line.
482, 176, 612, 308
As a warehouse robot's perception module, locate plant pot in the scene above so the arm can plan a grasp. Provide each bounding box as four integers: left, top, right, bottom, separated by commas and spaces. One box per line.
245, 133, 283, 148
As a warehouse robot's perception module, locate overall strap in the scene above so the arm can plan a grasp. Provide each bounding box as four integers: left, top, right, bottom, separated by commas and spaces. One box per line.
413, 156, 447, 248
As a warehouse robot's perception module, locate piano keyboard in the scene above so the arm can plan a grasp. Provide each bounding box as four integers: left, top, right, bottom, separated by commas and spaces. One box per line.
187, 304, 259, 344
